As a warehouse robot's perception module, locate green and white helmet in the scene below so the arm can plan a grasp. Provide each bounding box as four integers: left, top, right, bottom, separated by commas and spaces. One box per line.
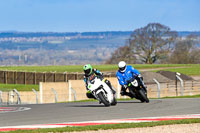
83, 64, 93, 75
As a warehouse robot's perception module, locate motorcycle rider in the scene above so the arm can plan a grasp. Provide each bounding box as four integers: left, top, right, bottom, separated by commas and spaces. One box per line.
83, 64, 116, 99
116, 61, 146, 98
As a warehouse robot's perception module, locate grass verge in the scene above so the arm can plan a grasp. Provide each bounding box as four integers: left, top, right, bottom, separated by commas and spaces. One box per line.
0, 64, 199, 74
6, 118, 200, 133
162, 94, 200, 98
153, 64, 200, 76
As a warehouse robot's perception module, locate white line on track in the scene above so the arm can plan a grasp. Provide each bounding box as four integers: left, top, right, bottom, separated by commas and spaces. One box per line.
0, 107, 31, 113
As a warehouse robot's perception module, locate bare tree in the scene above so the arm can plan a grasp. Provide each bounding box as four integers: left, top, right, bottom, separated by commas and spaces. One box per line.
105, 45, 136, 64
129, 23, 177, 64
170, 35, 200, 64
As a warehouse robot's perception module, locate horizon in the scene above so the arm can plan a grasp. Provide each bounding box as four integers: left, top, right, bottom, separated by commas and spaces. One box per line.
1, 30, 200, 33
0, 0, 199, 32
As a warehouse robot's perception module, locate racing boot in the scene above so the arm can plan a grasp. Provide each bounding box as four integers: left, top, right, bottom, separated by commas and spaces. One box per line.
86, 91, 96, 99
120, 86, 127, 96
120, 91, 134, 99
127, 92, 135, 99
105, 79, 116, 94
120, 90, 126, 96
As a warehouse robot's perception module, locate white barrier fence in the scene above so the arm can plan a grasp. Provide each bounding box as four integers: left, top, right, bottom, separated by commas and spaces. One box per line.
0, 75, 200, 105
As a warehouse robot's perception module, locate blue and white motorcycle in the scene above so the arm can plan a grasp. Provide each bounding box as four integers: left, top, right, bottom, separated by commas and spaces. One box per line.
126, 75, 149, 103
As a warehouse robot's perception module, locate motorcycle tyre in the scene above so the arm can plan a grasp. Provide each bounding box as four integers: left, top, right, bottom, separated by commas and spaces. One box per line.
97, 92, 110, 107
138, 89, 149, 103
129, 89, 136, 99
111, 96, 117, 106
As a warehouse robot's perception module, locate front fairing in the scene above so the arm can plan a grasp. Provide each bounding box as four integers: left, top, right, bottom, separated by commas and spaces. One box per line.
86, 75, 114, 103
125, 75, 136, 85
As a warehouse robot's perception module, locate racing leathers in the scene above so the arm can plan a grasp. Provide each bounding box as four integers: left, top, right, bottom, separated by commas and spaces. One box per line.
116, 65, 143, 97
84, 69, 115, 99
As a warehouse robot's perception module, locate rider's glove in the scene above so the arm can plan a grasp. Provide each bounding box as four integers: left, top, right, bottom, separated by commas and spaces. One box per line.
123, 84, 127, 89
98, 73, 104, 80
137, 74, 142, 78
137, 74, 143, 80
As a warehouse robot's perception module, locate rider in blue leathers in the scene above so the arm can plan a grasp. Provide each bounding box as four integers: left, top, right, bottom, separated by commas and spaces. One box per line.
116, 61, 145, 97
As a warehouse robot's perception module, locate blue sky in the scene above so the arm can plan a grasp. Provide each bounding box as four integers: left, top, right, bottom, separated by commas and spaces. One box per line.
0, 0, 199, 32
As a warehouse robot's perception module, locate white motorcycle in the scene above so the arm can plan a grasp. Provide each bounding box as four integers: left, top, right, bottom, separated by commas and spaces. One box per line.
87, 75, 117, 107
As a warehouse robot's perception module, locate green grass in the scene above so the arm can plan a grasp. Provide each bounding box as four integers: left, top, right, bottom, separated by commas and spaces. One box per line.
0, 84, 39, 91
0, 64, 199, 75
0, 64, 197, 73
5, 118, 200, 133
154, 65, 200, 75
162, 94, 200, 98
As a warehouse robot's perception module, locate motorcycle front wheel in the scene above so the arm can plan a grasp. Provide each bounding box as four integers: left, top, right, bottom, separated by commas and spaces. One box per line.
97, 92, 110, 107
111, 96, 117, 106
138, 89, 149, 103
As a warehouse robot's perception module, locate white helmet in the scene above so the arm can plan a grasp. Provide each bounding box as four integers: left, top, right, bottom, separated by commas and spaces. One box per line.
118, 61, 126, 72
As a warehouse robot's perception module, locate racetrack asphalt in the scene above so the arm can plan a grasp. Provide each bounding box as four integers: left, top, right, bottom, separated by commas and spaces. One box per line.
0, 98, 200, 127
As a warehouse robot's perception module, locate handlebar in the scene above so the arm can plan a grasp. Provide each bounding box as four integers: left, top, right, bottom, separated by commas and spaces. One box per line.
125, 75, 139, 83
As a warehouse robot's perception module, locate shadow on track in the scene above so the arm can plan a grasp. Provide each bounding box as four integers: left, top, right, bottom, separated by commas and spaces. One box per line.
68, 105, 108, 107
118, 101, 142, 103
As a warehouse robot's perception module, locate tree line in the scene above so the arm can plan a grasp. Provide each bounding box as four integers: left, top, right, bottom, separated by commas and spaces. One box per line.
106, 23, 200, 64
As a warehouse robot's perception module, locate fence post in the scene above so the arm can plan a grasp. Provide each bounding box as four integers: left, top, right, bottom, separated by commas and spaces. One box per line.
24, 72, 26, 85
13, 89, 21, 104
76, 72, 78, 80
153, 78, 161, 98
175, 72, 177, 96
64, 72, 67, 82
5, 71, 7, 84
39, 82, 43, 104
192, 80, 194, 90
51, 88, 58, 103
54, 72, 56, 82
15, 71, 17, 84
12, 71, 15, 84
7, 92, 9, 105
68, 80, 77, 101
52, 71, 56, 82
68, 80, 72, 101
117, 82, 121, 99
34, 72, 37, 85
43, 72, 46, 82
32, 88, 39, 104
176, 75, 184, 96
10, 90, 14, 104
0, 90, 3, 104
71, 88, 77, 101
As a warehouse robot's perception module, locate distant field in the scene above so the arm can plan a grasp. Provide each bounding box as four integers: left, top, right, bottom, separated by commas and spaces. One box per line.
0, 64, 199, 75
0, 64, 197, 71
154, 66, 200, 76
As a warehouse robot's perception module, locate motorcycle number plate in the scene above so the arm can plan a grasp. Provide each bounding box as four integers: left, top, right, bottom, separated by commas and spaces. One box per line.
131, 79, 138, 87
